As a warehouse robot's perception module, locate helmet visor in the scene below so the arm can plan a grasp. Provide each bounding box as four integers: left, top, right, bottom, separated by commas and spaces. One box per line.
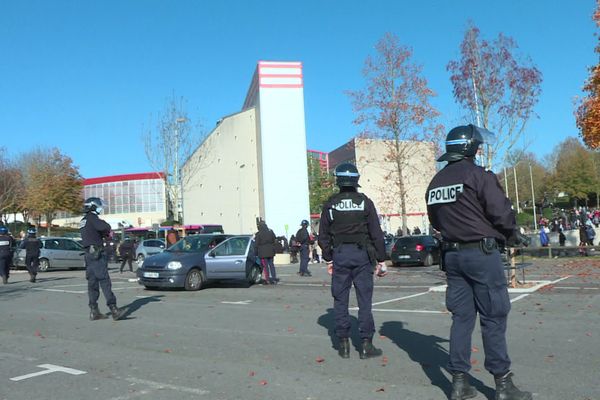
475, 127, 496, 145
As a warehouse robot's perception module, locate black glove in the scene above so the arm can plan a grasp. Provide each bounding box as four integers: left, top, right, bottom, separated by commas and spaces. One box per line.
506, 230, 531, 247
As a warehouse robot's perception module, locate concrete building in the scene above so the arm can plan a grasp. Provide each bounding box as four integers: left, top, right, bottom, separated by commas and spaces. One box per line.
328, 137, 436, 235
182, 61, 310, 237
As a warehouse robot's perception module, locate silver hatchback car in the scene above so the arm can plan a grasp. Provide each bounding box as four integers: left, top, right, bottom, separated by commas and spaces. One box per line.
13, 237, 85, 271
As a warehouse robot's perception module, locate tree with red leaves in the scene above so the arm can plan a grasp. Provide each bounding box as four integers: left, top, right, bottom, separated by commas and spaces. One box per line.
348, 33, 443, 234
447, 23, 542, 169
576, 1, 600, 149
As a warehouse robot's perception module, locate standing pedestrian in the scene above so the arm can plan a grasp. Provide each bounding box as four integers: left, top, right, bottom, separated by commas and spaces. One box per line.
255, 220, 278, 284
80, 197, 124, 321
119, 237, 135, 273
318, 162, 387, 359
21, 227, 42, 283
295, 220, 312, 276
426, 124, 531, 400
0, 226, 14, 284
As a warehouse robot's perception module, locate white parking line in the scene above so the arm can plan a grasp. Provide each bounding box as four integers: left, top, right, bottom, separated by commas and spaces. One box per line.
10, 364, 86, 382
124, 377, 209, 396
371, 291, 430, 306
33, 288, 86, 294
371, 308, 447, 314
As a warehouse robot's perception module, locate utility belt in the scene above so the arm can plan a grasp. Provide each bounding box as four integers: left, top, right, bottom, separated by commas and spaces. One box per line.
85, 244, 104, 260
442, 237, 499, 255
333, 234, 377, 267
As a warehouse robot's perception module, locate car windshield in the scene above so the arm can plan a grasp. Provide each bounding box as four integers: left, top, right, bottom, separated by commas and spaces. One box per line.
167, 236, 222, 253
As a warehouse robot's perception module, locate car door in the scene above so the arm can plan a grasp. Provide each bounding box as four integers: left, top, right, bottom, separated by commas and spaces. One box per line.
43, 239, 62, 268
205, 236, 250, 279
60, 239, 85, 268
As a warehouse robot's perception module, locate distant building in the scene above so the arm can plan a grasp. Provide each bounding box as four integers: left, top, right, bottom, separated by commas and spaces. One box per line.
327, 137, 436, 234
53, 172, 167, 228
182, 61, 310, 237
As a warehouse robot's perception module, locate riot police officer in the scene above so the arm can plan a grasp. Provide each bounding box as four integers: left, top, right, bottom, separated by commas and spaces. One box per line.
0, 226, 14, 284
295, 220, 312, 276
80, 198, 124, 321
318, 163, 387, 359
21, 227, 42, 283
426, 125, 531, 400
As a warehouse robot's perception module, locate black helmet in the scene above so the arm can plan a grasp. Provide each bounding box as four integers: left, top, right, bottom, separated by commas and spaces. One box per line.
84, 197, 104, 214
334, 162, 360, 187
27, 227, 36, 235
0, 226, 7, 235
437, 124, 495, 162
301, 219, 309, 226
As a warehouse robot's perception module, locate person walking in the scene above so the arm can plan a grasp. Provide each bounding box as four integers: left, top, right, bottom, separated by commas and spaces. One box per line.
80, 197, 124, 321
295, 220, 312, 276
318, 162, 387, 359
119, 237, 135, 273
255, 220, 278, 284
21, 227, 42, 283
0, 226, 14, 284
426, 124, 531, 400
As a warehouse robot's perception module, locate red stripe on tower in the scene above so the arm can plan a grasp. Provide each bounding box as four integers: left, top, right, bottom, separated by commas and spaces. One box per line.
258, 61, 303, 88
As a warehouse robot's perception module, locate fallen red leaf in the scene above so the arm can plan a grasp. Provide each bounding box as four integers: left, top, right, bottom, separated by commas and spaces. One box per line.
163, 348, 172, 353
248, 371, 256, 377
315, 356, 325, 363
586, 332, 592, 336
471, 346, 479, 353
375, 387, 385, 392
259, 380, 268, 386
287, 327, 295, 333
470, 359, 478, 365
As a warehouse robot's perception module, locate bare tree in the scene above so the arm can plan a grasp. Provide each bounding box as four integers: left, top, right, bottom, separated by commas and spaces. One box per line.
142, 94, 207, 223
348, 33, 443, 234
447, 23, 543, 169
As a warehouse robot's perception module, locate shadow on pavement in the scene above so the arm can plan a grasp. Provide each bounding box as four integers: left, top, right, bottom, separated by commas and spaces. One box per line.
380, 321, 495, 400
317, 308, 362, 354
120, 295, 164, 319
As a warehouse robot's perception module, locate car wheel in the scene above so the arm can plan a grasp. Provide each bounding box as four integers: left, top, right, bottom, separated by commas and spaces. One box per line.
137, 254, 145, 265
247, 264, 261, 285
184, 269, 204, 291
39, 258, 50, 272
144, 286, 159, 290
423, 253, 434, 267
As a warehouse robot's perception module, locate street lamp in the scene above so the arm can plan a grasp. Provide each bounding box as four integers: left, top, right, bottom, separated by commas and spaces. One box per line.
529, 163, 537, 231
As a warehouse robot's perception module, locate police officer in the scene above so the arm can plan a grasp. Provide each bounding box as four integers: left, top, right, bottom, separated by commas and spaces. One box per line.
80, 197, 124, 321
426, 125, 531, 400
318, 163, 387, 359
119, 237, 135, 273
295, 220, 312, 276
0, 226, 14, 284
21, 227, 42, 283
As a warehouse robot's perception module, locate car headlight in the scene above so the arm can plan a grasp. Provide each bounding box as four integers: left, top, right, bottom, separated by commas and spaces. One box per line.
167, 261, 182, 270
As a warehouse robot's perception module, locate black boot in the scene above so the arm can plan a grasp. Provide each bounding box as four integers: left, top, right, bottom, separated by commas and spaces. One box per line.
494, 372, 532, 400
359, 338, 382, 359
337, 338, 350, 359
450, 372, 477, 400
29, 273, 36, 283
109, 305, 125, 321
89, 306, 107, 321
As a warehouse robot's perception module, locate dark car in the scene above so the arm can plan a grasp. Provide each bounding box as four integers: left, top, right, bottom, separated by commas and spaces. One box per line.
390, 235, 441, 267
136, 234, 262, 291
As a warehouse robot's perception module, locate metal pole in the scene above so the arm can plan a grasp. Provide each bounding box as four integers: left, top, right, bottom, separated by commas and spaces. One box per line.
530, 164, 537, 231
513, 166, 520, 214
503, 167, 509, 195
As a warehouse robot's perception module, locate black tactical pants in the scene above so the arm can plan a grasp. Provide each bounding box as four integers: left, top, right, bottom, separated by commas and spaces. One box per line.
25, 254, 39, 276
0, 254, 10, 280
85, 252, 117, 308
331, 244, 375, 340
444, 247, 511, 376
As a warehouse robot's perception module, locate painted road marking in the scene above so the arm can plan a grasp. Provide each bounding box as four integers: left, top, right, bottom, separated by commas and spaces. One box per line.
33, 288, 86, 294
10, 364, 86, 381
221, 300, 253, 305
554, 286, 599, 290
371, 308, 447, 314
124, 377, 209, 395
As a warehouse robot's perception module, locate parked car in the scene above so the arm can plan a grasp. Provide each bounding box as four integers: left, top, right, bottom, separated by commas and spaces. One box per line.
135, 239, 166, 264
390, 235, 441, 267
13, 237, 85, 271
136, 234, 262, 291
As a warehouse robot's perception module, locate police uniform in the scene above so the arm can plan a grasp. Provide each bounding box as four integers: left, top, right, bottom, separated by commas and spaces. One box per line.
295, 222, 312, 276
426, 124, 531, 400
318, 164, 386, 359
22, 234, 42, 282
80, 198, 123, 321
0, 229, 14, 284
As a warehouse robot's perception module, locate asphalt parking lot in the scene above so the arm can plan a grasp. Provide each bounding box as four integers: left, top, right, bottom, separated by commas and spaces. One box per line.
1, 258, 599, 400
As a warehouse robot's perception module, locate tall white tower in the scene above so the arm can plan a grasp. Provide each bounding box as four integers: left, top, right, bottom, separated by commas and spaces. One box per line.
243, 61, 310, 237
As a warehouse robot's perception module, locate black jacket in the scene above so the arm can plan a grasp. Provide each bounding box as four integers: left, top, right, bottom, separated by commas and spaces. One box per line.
80, 212, 111, 247
255, 223, 277, 258
21, 237, 42, 257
